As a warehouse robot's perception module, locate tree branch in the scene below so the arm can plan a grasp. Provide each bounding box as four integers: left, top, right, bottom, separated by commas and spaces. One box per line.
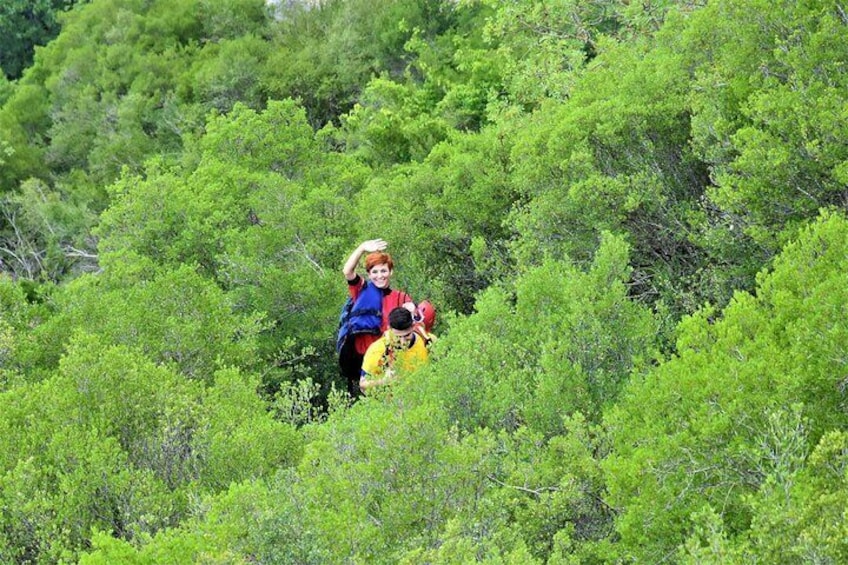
288, 233, 325, 275
485, 474, 559, 497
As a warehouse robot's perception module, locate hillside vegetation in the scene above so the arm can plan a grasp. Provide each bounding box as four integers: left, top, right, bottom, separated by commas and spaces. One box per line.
1, 0, 847, 562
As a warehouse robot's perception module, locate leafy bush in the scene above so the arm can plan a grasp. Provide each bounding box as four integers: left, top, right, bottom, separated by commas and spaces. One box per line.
604, 210, 848, 561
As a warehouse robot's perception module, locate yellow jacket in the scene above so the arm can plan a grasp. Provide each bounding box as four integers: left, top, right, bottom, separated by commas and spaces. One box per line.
360, 329, 433, 390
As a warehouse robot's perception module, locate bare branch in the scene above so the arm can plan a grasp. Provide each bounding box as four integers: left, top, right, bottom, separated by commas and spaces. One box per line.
837, 3, 848, 25
486, 474, 559, 497
63, 245, 99, 260
288, 234, 325, 276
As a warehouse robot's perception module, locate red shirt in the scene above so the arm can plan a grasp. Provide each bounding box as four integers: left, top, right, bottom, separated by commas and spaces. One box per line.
348, 275, 413, 354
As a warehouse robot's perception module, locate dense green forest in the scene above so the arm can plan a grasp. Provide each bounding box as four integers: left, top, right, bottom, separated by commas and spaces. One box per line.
0, 0, 846, 562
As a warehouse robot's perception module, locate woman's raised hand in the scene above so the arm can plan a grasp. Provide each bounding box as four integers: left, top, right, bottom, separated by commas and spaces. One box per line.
343, 239, 388, 278
361, 239, 388, 253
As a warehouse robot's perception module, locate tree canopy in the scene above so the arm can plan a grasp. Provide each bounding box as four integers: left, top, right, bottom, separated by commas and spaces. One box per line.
1, 0, 847, 562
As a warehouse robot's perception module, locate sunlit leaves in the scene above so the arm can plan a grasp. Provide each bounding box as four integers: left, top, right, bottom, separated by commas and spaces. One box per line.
604, 211, 848, 561
402, 232, 656, 437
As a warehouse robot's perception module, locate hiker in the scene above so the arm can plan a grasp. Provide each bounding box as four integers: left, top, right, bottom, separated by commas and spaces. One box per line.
359, 307, 433, 392
338, 239, 414, 397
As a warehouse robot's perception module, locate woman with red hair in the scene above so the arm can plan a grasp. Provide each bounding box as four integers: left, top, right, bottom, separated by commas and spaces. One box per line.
339, 239, 414, 397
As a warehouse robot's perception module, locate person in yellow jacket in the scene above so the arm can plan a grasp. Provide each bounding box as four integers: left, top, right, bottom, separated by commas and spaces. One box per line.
360, 307, 434, 392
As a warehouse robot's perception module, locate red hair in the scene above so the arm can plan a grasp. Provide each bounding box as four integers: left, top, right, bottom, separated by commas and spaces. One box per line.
365, 252, 394, 272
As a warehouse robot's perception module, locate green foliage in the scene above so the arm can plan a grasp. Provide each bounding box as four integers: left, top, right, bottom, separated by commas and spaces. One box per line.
679, 428, 848, 563
4, 0, 848, 561
0, 0, 82, 80
0, 75, 11, 107
264, 0, 460, 126
0, 275, 53, 389
33, 0, 196, 182
22, 263, 264, 382
478, 0, 603, 106
333, 3, 502, 166
96, 100, 368, 392
0, 318, 16, 390
0, 0, 271, 196
687, 0, 848, 252
0, 338, 199, 561
603, 210, 848, 561
0, 275, 37, 330
0, 83, 50, 192
190, 34, 271, 113
0, 0, 274, 280
0, 334, 302, 562
196, 368, 302, 490
196, 0, 267, 41
84, 389, 613, 563
350, 124, 516, 313
97, 99, 360, 291
506, 25, 722, 324
403, 232, 656, 435
335, 77, 451, 166
80, 474, 327, 564
272, 377, 348, 427
445, 419, 612, 563
0, 178, 98, 281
